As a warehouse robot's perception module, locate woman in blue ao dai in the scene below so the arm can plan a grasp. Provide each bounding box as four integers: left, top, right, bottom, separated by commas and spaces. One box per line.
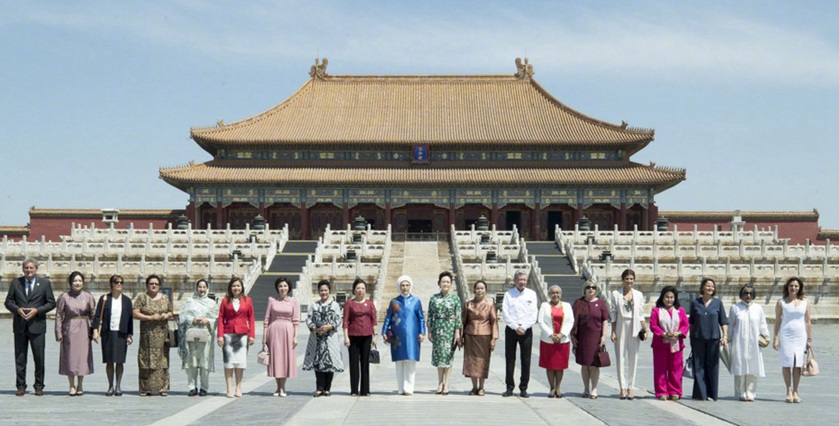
382, 275, 426, 395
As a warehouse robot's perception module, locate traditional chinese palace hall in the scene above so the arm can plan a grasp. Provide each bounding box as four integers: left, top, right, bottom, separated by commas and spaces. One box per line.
160, 59, 686, 240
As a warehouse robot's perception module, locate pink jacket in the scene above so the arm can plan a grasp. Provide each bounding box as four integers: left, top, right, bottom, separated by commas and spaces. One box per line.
649, 306, 689, 351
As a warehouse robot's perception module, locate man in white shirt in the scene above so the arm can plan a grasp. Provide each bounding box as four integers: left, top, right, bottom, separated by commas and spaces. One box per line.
502, 270, 538, 397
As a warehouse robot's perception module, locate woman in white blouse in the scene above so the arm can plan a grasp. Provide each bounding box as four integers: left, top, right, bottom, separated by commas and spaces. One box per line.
537, 285, 574, 398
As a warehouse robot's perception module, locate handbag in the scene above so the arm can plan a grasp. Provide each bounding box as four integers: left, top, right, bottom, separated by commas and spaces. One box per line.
167, 319, 180, 348
369, 345, 381, 364
592, 345, 611, 367
638, 329, 647, 341
683, 352, 695, 379
720, 343, 732, 373
257, 344, 270, 366
802, 349, 819, 377
91, 294, 108, 339
185, 326, 212, 343
758, 334, 770, 348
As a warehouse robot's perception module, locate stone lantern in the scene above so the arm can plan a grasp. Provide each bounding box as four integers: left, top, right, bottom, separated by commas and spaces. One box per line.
352, 215, 367, 244
252, 214, 266, 230
578, 216, 591, 232
656, 216, 669, 232
476, 215, 491, 245
175, 214, 190, 230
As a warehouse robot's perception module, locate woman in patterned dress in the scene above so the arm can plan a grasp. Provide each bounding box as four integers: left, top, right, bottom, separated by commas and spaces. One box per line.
303, 279, 344, 397
382, 275, 425, 396
427, 271, 462, 395
178, 278, 219, 397
461, 279, 498, 396
263, 276, 299, 397
54, 271, 95, 396
132, 274, 174, 396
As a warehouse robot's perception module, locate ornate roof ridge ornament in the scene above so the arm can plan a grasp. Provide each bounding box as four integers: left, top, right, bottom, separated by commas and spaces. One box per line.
310, 57, 329, 79
514, 57, 534, 80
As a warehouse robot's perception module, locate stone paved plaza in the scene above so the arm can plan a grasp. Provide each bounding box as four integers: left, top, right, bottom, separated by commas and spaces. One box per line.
1, 318, 835, 425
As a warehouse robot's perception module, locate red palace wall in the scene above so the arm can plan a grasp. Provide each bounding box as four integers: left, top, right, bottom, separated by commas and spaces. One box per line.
666, 219, 821, 245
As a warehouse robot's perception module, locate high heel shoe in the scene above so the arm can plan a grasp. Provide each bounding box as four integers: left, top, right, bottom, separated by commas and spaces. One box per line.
793, 393, 801, 403
105, 387, 115, 397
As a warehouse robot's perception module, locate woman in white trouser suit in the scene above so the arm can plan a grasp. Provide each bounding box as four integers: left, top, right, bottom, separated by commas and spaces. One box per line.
609, 269, 647, 400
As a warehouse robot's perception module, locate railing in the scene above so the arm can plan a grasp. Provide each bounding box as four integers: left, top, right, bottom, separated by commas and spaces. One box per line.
558, 223, 780, 245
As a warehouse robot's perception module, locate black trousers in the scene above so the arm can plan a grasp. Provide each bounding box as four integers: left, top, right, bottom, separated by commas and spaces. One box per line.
505, 327, 532, 391
315, 371, 334, 391
348, 335, 372, 395
15, 331, 46, 389
691, 338, 720, 400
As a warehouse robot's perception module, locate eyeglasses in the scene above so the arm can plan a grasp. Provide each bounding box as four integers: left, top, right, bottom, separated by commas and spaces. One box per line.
585, 286, 597, 290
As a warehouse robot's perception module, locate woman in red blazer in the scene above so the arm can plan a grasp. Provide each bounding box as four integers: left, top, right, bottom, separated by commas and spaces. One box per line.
216, 277, 255, 398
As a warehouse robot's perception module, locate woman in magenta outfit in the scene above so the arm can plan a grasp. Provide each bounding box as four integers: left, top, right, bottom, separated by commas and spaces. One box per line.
263, 276, 299, 397
649, 285, 689, 400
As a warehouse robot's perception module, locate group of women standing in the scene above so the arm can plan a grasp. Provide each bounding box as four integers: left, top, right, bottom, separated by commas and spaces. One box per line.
585, 270, 814, 403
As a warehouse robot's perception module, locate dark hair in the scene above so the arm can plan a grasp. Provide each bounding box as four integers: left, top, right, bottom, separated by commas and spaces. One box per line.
352, 277, 367, 292
68, 271, 85, 286
317, 279, 331, 291
438, 271, 454, 285
783, 277, 805, 300
700, 277, 716, 296
109, 274, 124, 288
225, 276, 244, 305
195, 278, 209, 290
739, 284, 756, 299
473, 279, 487, 292
655, 285, 680, 309
621, 269, 636, 280
145, 274, 162, 287
274, 276, 292, 295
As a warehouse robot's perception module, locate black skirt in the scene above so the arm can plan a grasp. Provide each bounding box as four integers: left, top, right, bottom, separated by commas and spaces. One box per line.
102, 331, 129, 364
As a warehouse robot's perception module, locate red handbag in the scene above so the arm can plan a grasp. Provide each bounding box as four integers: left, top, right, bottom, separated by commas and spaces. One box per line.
593, 345, 611, 367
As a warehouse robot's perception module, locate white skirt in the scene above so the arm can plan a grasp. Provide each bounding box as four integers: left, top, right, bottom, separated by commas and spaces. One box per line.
223, 334, 249, 369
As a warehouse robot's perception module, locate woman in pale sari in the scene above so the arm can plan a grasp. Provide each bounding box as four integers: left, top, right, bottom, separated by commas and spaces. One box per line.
178, 279, 219, 396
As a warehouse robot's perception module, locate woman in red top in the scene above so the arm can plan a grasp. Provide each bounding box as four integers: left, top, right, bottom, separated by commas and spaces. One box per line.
343, 278, 378, 396
216, 277, 255, 398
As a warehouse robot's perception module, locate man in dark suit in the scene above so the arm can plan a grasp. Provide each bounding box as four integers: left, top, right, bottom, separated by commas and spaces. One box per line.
4, 259, 56, 396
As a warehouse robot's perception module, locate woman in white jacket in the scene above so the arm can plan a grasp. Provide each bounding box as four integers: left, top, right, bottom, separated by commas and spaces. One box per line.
728, 284, 769, 402
609, 269, 648, 400
538, 285, 574, 398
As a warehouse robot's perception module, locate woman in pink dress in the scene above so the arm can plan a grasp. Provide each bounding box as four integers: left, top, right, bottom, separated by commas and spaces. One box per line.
263, 276, 299, 397
55, 271, 95, 396
649, 285, 689, 400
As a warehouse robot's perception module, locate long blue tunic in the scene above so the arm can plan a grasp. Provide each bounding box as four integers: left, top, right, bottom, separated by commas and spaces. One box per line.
382, 294, 426, 362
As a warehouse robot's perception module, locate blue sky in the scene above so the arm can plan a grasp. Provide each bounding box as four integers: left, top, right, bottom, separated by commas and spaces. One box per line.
3, 1, 839, 230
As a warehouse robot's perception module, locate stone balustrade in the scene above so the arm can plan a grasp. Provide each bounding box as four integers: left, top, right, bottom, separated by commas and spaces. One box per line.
557, 223, 780, 246
67, 222, 288, 244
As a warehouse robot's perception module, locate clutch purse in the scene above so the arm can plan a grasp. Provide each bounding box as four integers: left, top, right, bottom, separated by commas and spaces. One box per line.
638, 329, 647, 340
758, 334, 770, 348
257, 345, 270, 366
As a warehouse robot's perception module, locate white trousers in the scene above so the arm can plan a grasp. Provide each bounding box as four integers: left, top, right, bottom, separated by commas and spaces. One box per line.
734, 375, 758, 400
186, 366, 210, 391
614, 318, 640, 390
395, 360, 417, 395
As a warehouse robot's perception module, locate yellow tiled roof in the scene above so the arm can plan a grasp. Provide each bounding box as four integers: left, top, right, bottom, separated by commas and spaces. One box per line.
190, 72, 654, 148
160, 162, 685, 189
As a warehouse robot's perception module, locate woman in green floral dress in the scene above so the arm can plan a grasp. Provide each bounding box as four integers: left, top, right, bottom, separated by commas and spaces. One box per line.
428, 271, 462, 395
